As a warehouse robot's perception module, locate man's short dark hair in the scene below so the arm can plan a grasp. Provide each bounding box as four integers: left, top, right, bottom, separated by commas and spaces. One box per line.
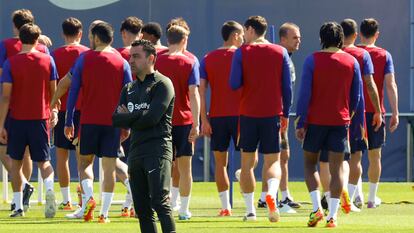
167, 25, 188, 45
244, 16, 267, 36
120, 16, 143, 35
341, 18, 358, 38
131, 39, 156, 58
360, 18, 379, 38
62, 17, 82, 37
279, 22, 299, 39
166, 17, 190, 34
12, 9, 34, 30
142, 22, 163, 40
19, 23, 41, 44
319, 22, 344, 49
221, 21, 242, 41
91, 22, 114, 44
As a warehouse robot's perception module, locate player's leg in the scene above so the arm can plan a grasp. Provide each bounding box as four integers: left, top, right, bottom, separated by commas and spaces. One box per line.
239, 116, 259, 221
116, 158, 133, 217
170, 126, 180, 211
349, 150, 363, 211
97, 126, 121, 223
176, 124, 194, 220
210, 117, 232, 216
319, 152, 330, 215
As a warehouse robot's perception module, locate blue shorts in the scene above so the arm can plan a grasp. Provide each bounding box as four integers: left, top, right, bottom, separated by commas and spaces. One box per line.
239, 115, 281, 154
366, 112, 386, 149
79, 124, 120, 158
319, 150, 350, 162
7, 118, 50, 162
54, 110, 80, 150
303, 124, 350, 154
350, 139, 367, 154
172, 124, 193, 158
210, 116, 239, 152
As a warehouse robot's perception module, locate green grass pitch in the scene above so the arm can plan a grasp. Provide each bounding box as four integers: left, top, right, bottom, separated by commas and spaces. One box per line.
0, 182, 413, 232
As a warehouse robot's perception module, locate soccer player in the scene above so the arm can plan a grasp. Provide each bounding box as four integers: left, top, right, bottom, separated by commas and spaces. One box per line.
117, 16, 143, 60
155, 25, 200, 220
0, 9, 50, 211
51, 17, 89, 211
258, 22, 302, 212
199, 21, 244, 216
296, 22, 362, 227
0, 24, 58, 218
344, 18, 382, 212
65, 21, 132, 223
357, 18, 399, 208
113, 39, 176, 233
163, 17, 198, 212
141, 22, 168, 53
230, 15, 292, 222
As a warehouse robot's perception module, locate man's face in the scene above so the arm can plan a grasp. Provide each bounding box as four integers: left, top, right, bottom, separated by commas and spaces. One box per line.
281, 27, 301, 53
129, 45, 152, 76
243, 26, 255, 43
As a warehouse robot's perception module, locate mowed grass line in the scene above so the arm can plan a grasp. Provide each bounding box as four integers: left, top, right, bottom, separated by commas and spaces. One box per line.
0, 182, 413, 233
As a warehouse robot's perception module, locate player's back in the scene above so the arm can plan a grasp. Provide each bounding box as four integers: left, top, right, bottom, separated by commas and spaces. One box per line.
6, 52, 54, 120
357, 45, 390, 113
238, 43, 286, 117
53, 44, 89, 110
307, 51, 357, 125
155, 53, 195, 126
202, 48, 240, 117
1, 37, 49, 57
77, 50, 129, 125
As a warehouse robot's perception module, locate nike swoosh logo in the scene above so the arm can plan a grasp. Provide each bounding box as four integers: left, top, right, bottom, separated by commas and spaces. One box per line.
148, 169, 156, 174
128, 91, 135, 95
49, 0, 120, 10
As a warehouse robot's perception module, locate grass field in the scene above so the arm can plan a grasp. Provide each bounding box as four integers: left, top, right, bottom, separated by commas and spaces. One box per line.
0, 182, 413, 233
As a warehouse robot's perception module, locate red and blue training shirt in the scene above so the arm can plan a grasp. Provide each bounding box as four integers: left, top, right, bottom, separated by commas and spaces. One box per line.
200, 48, 240, 117
52, 44, 89, 111
0, 38, 50, 68
155, 53, 200, 126
229, 43, 292, 118
296, 51, 362, 128
357, 45, 394, 114
1, 51, 58, 120
65, 50, 132, 126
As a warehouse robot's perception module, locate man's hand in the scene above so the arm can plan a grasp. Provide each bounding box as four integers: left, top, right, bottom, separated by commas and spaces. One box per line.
295, 128, 306, 141
64, 125, 74, 140
120, 129, 130, 142
0, 128, 7, 144
281, 116, 289, 133
117, 104, 129, 113
201, 119, 212, 137
371, 112, 383, 132
38, 35, 53, 47
389, 114, 399, 133
49, 110, 59, 128
188, 125, 200, 143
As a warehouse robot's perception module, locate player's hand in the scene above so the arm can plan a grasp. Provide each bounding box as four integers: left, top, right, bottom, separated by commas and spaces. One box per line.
295, 128, 306, 141
49, 110, 59, 128
188, 125, 200, 143
64, 125, 74, 140
372, 112, 383, 132
201, 119, 212, 137
389, 114, 399, 133
120, 129, 130, 142
117, 104, 129, 113
281, 116, 289, 133
0, 127, 8, 144
38, 35, 53, 47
